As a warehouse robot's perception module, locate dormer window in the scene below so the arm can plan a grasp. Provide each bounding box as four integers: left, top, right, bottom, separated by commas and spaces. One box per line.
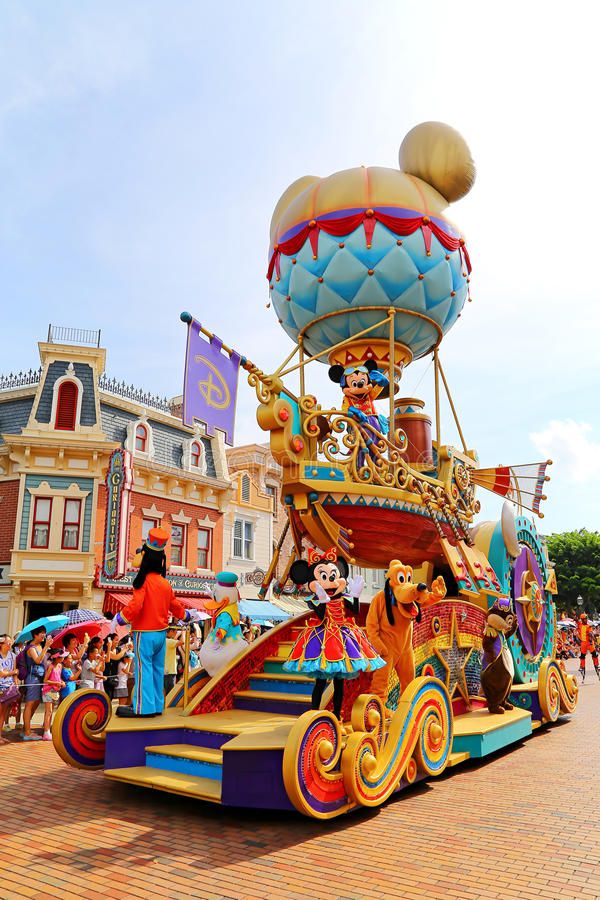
190, 441, 201, 467
55, 381, 78, 431
135, 424, 148, 452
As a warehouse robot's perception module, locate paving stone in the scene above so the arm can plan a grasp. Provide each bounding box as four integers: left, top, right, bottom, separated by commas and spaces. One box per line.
0, 660, 598, 898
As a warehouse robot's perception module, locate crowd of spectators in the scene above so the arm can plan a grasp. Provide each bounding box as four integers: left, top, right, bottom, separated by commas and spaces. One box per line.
556, 621, 598, 659
0, 616, 275, 743
0, 622, 199, 741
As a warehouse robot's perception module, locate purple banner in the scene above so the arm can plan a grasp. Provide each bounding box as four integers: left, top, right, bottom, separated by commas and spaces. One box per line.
182, 318, 240, 445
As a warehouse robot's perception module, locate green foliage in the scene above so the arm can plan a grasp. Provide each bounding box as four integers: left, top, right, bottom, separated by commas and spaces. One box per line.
545, 529, 600, 617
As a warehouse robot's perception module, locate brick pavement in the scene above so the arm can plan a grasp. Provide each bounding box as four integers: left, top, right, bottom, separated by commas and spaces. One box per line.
1, 659, 599, 900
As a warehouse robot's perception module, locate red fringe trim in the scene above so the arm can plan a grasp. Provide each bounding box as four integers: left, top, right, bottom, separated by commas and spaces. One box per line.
267, 210, 470, 282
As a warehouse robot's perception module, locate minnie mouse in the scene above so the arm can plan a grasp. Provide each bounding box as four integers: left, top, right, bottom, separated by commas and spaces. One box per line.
328, 361, 390, 466
283, 547, 385, 723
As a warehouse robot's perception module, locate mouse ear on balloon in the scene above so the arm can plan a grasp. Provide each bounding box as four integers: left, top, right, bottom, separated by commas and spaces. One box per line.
399, 121, 476, 203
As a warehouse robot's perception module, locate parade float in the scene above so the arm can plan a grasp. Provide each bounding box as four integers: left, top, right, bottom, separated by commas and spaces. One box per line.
53, 122, 578, 819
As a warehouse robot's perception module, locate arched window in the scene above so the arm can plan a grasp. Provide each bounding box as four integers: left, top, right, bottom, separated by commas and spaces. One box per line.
190, 441, 201, 467
135, 424, 147, 452
55, 381, 78, 431
241, 474, 250, 503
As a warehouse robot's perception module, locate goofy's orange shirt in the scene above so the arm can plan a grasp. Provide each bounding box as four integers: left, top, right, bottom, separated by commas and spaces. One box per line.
119, 573, 187, 632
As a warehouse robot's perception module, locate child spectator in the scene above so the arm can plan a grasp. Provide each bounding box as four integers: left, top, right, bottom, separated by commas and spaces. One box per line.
78, 645, 102, 690
42, 649, 65, 740
114, 652, 134, 706
164, 626, 183, 695
60, 654, 80, 701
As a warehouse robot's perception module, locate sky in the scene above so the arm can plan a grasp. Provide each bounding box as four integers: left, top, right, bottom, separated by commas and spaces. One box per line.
1, 1, 599, 535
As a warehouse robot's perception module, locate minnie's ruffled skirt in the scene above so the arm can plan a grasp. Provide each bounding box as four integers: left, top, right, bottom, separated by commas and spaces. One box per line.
283, 617, 385, 680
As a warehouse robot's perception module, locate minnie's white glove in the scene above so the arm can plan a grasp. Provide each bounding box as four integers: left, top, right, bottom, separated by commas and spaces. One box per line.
346, 575, 365, 599
313, 583, 330, 604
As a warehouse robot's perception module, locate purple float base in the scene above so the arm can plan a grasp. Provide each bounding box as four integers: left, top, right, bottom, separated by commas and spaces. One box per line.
221, 749, 293, 810
509, 687, 542, 722
104, 726, 228, 770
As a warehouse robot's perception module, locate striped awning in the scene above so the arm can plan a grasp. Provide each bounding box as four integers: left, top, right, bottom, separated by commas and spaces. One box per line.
238, 599, 290, 624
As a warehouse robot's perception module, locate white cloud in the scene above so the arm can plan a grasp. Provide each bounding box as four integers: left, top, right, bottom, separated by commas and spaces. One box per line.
530, 420, 600, 484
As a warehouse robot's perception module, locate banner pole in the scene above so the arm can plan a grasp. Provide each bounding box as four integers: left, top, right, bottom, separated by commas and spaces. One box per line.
183, 625, 191, 709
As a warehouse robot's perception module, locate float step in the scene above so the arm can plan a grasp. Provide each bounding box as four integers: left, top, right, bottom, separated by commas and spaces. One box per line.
249, 673, 313, 695
447, 750, 470, 767
452, 708, 532, 759
276, 641, 295, 657
104, 766, 222, 802
145, 744, 223, 780
233, 689, 312, 715
262, 656, 287, 674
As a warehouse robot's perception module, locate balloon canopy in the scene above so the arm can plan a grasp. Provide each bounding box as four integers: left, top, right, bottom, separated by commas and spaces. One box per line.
267, 122, 475, 370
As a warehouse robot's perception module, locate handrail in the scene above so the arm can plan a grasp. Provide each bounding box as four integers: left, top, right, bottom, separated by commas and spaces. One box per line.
47, 325, 101, 347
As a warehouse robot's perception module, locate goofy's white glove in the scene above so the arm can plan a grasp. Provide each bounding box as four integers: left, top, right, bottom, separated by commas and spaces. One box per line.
346, 575, 365, 599
186, 608, 203, 623
110, 614, 125, 633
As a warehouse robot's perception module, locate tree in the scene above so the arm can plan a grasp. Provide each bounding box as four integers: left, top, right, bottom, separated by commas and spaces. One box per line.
545, 530, 600, 618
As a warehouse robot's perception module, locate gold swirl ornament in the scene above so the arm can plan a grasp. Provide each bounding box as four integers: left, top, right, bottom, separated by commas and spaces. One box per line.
282, 709, 352, 819
51, 688, 112, 771
538, 659, 578, 723
341, 677, 453, 808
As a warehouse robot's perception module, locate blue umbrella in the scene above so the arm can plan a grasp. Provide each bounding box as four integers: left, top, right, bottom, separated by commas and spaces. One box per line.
64, 609, 104, 626
15, 614, 70, 645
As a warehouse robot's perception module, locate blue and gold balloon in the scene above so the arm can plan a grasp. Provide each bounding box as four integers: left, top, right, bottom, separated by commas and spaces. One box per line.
268, 122, 476, 371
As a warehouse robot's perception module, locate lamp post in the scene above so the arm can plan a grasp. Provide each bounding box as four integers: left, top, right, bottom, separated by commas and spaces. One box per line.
577, 595, 584, 607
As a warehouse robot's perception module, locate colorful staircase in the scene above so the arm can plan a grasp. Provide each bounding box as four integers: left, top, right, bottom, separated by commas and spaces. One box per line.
103, 622, 316, 809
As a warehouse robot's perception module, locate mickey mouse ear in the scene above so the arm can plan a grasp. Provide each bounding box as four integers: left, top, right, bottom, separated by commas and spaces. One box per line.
399, 121, 475, 203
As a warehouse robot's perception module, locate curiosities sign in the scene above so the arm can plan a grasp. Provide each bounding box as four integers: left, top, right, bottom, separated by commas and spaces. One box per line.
103, 449, 134, 578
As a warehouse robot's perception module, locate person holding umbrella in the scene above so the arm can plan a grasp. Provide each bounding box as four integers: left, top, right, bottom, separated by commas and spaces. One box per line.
110, 528, 202, 718
22, 627, 52, 740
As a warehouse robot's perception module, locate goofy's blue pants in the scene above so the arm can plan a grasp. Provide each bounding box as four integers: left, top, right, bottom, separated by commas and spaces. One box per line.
132, 630, 166, 715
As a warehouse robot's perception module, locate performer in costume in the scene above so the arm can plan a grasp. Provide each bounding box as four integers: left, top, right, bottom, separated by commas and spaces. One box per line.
283, 548, 385, 723
367, 560, 446, 707
199, 572, 248, 676
577, 613, 600, 682
111, 527, 201, 717
328, 361, 389, 468
480, 598, 518, 714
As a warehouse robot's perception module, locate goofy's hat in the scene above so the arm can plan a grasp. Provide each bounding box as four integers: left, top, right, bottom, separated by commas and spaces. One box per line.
132, 526, 170, 568
145, 526, 170, 553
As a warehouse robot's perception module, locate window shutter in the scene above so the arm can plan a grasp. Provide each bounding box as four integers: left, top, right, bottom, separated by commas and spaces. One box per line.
233, 519, 243, 557
241, 475, 250, 502
55, 381, 78, 430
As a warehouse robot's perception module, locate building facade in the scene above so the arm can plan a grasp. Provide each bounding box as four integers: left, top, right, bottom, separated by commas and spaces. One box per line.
224, 443, 295, 599
0, 336, 116, 633
0, 328, 231, 634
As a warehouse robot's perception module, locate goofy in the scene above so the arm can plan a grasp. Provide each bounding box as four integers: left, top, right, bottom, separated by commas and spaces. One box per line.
112, 527, 202, 718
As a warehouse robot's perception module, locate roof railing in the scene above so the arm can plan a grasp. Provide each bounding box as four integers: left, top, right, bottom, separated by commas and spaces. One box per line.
98, 374, 172, 413
47, 325, 101, 347
0, 368, 42, 392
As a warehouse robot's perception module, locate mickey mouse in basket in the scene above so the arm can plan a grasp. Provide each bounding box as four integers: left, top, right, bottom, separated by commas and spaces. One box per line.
328, 360, 390, 467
